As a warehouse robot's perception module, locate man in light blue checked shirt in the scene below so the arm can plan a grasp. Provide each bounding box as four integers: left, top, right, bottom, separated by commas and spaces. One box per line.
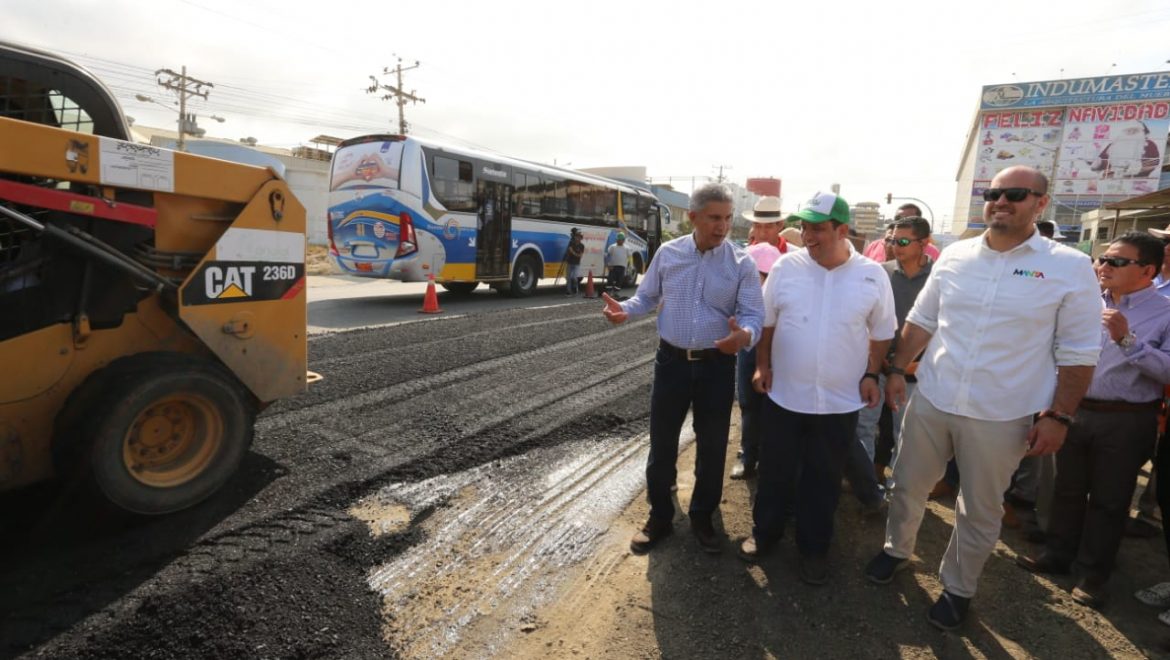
601, 182, 764, 555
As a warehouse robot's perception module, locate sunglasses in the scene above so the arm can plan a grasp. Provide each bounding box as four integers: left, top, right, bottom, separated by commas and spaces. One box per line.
1095, 256, 1145, 268
982, 188, 1044, 202
884, 237, 919, 247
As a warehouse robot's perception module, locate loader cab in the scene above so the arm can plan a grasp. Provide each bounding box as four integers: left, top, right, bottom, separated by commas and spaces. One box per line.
0, 42, 143, 343
0, 40, 131, 139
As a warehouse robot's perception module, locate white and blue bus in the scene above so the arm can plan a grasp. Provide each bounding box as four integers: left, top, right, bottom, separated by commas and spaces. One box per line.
327, 134, 667, 296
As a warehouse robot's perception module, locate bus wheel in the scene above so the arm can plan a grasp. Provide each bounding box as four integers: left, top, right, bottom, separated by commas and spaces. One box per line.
441, 281, 478, 295
509, 255, 539, 298
624, 265, 638, 288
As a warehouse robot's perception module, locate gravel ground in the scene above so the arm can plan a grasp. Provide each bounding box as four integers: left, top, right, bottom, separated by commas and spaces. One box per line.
0, 300, 655, 659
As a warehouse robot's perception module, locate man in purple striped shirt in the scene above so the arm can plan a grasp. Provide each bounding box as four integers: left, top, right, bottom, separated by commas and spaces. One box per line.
601, 182, 764, 555
1017, 231, 1170, 608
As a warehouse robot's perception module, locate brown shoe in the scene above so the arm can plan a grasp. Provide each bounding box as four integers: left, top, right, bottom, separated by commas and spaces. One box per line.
630, 517, 673, 554
1072, 576, 1108, 609
1015, 552, 1071, 575
799, 555, 830, 586
928, 480, 956, 500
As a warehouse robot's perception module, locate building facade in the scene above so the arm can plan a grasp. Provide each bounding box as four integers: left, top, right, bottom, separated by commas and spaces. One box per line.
953, 71, 1170, 240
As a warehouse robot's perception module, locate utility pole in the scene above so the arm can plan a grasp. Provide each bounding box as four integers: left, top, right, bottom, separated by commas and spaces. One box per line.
367, 57, 426, 134
712, 164, 733, 183
154, 66, 213, 152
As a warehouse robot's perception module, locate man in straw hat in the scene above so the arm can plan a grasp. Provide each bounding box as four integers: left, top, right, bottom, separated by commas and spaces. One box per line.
732, 197, 791, 480
744, 196, 791, 253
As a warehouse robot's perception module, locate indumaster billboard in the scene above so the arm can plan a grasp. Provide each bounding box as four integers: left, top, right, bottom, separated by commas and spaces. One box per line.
967, 71, 1170, 230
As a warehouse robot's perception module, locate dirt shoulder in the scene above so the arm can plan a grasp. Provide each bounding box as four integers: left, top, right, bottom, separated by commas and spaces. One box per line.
502, 419, 1169, 659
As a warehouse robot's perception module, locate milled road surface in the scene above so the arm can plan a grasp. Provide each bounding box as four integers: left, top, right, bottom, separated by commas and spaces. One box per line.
0, 298, 655, 659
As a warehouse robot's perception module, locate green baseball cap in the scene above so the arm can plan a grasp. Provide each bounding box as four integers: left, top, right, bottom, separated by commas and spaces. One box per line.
788, 191, 851, 225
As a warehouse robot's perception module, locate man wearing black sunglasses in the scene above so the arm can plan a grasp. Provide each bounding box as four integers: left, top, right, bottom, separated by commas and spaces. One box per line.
853, 216, 934, 487
866, 165, 1102, 631
1017, 232, 1170, 609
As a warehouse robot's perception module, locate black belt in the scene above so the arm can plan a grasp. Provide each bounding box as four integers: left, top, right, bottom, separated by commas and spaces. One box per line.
1079, 398, 1162, 413
659, 340, 725, 361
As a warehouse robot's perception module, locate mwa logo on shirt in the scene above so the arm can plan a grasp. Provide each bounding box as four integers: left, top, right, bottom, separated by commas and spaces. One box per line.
1013, 268, 1046, 279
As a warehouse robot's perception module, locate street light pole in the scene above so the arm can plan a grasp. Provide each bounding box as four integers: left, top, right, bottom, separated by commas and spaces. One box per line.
135, 93, 224, 144
151, 66, 213, 151
888, 195, 935, 229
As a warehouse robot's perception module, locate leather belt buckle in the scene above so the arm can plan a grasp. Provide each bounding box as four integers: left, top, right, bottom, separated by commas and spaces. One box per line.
686, 348, 702, 361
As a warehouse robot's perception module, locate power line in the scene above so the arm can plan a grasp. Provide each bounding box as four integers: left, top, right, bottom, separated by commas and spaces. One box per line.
367, 57, 426, 135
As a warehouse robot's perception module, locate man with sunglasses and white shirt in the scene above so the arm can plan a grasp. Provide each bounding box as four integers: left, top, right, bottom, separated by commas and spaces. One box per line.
1016, 232, 1170, 609
865, 165, 1102, 631
853, 216, 934, 486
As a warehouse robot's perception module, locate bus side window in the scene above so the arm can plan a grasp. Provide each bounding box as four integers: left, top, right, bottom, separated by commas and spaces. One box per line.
621, 192, 638, 227
433, 155, 476, 211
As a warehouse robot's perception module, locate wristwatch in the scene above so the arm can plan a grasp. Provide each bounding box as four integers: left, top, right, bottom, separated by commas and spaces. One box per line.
1117, 331, 1137, 350
1038, 409, 1075, 427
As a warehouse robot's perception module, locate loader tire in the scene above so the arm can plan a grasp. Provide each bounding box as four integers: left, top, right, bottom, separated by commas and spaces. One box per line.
82, 354, 255, 515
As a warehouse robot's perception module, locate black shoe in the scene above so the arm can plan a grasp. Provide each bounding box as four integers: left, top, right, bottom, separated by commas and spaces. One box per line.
927, 591, 971, 631
1126, 518, 1161, 538
860, 497, 889, 519
630, 517, 673, 554
799, 555, 829, 586
1015, 552, 1071, 575
690, 514, 722, 554
730, 462, 757, 480
1072, 575, 1108, 609
865, 550, 910, 585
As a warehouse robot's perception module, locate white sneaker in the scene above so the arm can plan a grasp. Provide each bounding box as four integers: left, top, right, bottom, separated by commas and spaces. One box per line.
1136, 582, 1170, 607
1158, 609, 1170, 627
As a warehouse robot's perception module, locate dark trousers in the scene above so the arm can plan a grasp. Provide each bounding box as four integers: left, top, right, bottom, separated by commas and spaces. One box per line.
752, 397, 857, 557
874, 405, 896, 467
842, 418, 883, 505
607, 266, 625, 292
736, 346, 762, 468
647, 345, 736, 522
1047, 408, 1157, 579
1157, 428, 1170, 567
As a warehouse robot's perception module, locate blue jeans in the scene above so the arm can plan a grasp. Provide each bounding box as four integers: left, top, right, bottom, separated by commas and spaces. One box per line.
566, 263, 580, 294
736, 346, 762, 468
753, 397, 857, 557
647, 344, 736, 522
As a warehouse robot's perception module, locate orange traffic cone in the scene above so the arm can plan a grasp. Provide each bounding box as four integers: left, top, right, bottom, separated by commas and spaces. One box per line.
419, 274, 443, 314
583, 270, 597, 298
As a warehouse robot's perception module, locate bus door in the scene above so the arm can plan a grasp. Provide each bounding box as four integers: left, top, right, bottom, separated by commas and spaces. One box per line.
475, 177, 512, 280
647, 206, 663, 259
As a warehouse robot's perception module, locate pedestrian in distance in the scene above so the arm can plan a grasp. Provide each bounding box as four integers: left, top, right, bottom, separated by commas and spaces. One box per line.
564, 228, 584, 296
605, 232, 630, 299
600, 182, 764, 556
866, 165, 1102, 631
1017, 231, 1170, 609
738, 191, 896, 588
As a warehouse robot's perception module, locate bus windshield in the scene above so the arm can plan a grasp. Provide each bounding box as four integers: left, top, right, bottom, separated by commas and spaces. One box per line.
330, 139, 403, 191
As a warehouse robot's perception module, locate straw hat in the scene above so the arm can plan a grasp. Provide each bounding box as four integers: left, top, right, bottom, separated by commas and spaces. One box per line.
779, 226, 803, 247
742, 196, 784, 224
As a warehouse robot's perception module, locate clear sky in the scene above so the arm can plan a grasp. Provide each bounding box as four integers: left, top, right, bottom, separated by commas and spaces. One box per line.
7, 0, 1170, 232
